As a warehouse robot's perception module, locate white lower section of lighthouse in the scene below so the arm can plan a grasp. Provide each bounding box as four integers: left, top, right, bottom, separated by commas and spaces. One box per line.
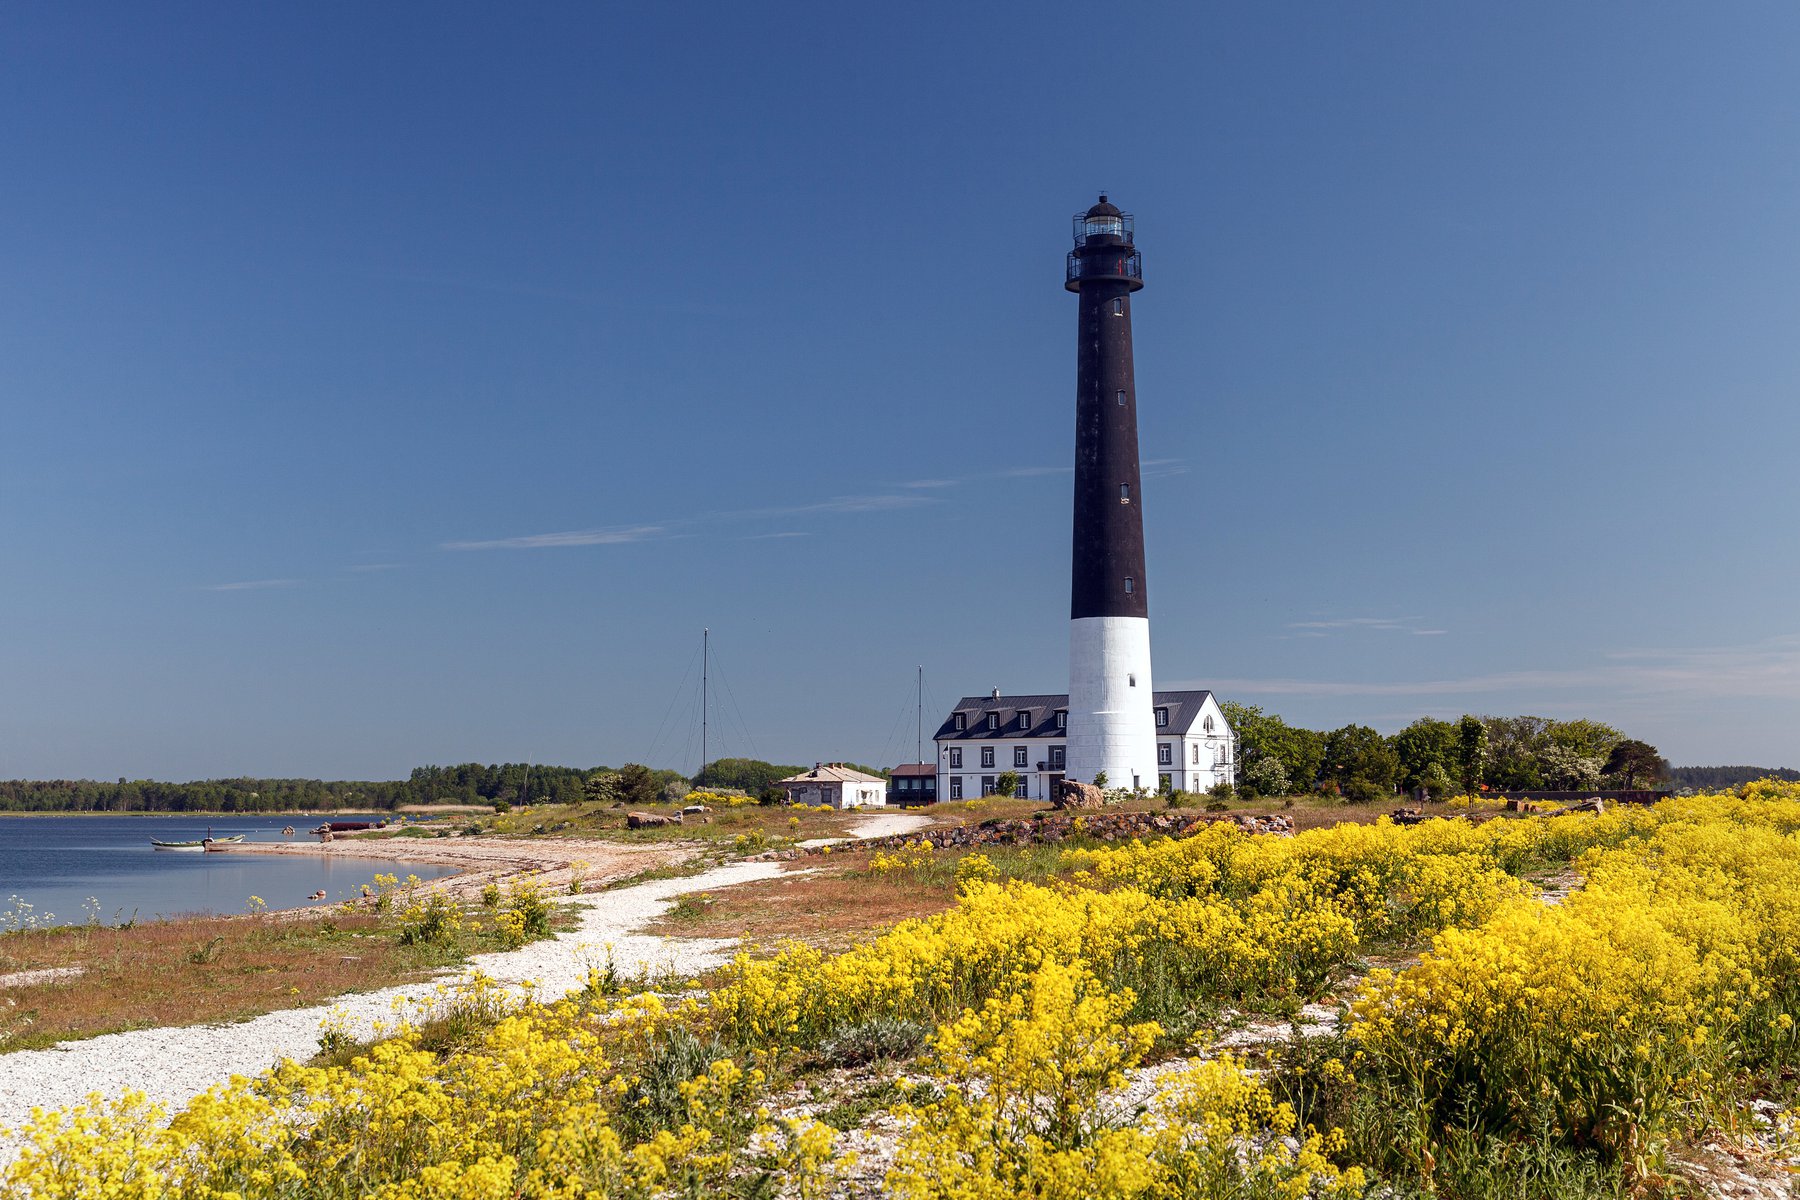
1066, 616, 1160, 790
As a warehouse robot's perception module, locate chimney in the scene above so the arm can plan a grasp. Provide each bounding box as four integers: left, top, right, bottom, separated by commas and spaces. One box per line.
991, 687, 1001, 700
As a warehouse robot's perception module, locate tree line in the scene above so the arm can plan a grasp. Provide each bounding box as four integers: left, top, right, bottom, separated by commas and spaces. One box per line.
0, 757, 874, 814
1222, 704, 1677, 803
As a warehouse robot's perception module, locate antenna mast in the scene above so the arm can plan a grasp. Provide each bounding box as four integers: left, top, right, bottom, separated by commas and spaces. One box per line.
701, 628, 708, 779
917, 666, 923, 763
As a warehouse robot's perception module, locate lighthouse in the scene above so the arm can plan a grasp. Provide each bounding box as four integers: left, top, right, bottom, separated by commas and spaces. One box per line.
1064, 195, 1158, 790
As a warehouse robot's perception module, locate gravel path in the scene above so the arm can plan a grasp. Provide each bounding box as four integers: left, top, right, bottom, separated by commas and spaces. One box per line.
0, 812, 931, 1151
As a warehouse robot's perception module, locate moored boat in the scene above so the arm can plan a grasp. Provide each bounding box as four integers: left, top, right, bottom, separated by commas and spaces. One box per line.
150, 834, 246, 851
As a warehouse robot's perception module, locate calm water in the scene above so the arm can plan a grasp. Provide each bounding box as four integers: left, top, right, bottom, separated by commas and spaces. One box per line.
0, 814, 460, 926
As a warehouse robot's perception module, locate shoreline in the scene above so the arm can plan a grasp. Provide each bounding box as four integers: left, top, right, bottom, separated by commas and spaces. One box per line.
223, 835, 700, 912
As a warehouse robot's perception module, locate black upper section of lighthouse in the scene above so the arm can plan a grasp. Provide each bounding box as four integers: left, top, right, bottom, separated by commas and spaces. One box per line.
1068, 195, 1149, 620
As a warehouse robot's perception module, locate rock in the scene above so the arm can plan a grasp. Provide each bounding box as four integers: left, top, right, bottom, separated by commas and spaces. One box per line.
627, 811, 681, 829
1053, 780, 1108, 810
681, 804, 712, 815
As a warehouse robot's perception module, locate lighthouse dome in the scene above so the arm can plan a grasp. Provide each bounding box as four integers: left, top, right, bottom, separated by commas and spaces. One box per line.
1085, 195, 1122, 219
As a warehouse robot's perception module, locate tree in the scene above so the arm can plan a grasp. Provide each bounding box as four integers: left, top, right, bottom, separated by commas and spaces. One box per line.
994, 771, 1019, 798
1221, 702, 1325, 794
1547, 719, 1625, 763
1538, 744, 1604, 791
1456, 715, 1488, 794
1418, 762, 1454, 800
1322, 724, 1400, 803
1605, 740, 1668, 789
613, 763, 661, 809
1390, 718, 1458, 791
1238, 755, 1291, 800
693, 758, 805, 795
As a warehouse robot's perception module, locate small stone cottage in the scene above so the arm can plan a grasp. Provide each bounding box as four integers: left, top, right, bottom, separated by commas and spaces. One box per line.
777, 763, 887, 809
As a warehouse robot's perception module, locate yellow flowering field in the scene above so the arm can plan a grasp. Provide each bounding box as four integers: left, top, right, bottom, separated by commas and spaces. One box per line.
7, 783, 1800, 1198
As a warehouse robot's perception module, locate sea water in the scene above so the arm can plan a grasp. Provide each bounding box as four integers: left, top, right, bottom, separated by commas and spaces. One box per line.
0, 814, 460, 927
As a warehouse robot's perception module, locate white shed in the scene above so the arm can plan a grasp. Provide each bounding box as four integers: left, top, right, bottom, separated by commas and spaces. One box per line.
778, 763, 887, 809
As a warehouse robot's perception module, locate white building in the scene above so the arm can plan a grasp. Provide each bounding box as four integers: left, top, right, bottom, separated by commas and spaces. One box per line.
777, 763, 887, 809
932, 689, 1234, 802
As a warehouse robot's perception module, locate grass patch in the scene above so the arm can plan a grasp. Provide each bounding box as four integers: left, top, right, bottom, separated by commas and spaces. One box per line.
644, 843, 1082, 951
0, 887, 572, 1053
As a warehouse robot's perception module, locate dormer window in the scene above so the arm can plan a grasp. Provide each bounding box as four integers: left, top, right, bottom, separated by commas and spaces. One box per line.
953, 713, 966, 732
1017, 711, 1030, 730
1155, 707, 1168, 727
986, 712, 998, 732
1055, 710, 1067, 730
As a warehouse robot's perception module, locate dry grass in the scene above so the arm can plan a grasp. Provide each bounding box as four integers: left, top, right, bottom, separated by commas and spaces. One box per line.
0, 902, 566, 1053
472, 800, 862, 848
643, 862, 956, 952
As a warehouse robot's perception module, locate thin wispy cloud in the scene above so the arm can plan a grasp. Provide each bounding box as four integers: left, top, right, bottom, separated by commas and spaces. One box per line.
900, 478, 959, 489
743, 530, 813, 540
1288, 615, 1446, 636
203, 579, 301, 592
443, 490, 941, 552
443, 524, 668, 551
1189, 635, 1800, 703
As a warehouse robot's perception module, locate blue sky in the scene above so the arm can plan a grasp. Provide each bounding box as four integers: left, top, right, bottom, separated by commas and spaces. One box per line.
3, 3, 1797, 779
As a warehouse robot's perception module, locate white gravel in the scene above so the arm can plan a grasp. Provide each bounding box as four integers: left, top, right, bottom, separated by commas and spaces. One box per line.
0, 811, 930, 1151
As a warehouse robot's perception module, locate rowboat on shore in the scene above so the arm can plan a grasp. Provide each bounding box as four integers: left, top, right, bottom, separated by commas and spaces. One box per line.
149, 834, 247, 851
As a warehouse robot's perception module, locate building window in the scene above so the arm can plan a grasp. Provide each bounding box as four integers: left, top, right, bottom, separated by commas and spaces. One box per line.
1013, 746, 1028, 767
1120, 483, 1130, 504
1049, 745, 1065, 768
949, 748, 962, 769
1158, 743, 1172, 766
986, 712, 998, 731
1113, 297, 1124, 316
1017, 711, 1031, 729
981, 775, 996, 796
1203, 715, 1214, 733
981, 746, 995, 769
1127, 673, 1137, 687
953, 713, 966, 731
1155, 707, 1168, 727
1192, 743, 1200, 765
950, 777, 963, 800
1116, 389, 1126, 406
1055, 710, 1067, 729
1124, 576, 1134, 594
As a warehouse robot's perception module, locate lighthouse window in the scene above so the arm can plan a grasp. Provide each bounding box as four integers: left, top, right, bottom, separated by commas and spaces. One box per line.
1116, 390, 1126, 406
1124, 576, 1135, 594
1128, 673, 1137, 687
1120, 483, 1131, 504
1112, 298, 1124, 316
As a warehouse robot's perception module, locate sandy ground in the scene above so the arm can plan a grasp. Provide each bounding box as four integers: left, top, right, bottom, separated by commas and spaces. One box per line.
0, 811, 930, 1157
228, 833, 692, 911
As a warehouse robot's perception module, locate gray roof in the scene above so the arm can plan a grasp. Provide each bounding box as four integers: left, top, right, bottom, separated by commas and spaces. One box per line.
932, 691, 1225, 741
778, 763, 886, 785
